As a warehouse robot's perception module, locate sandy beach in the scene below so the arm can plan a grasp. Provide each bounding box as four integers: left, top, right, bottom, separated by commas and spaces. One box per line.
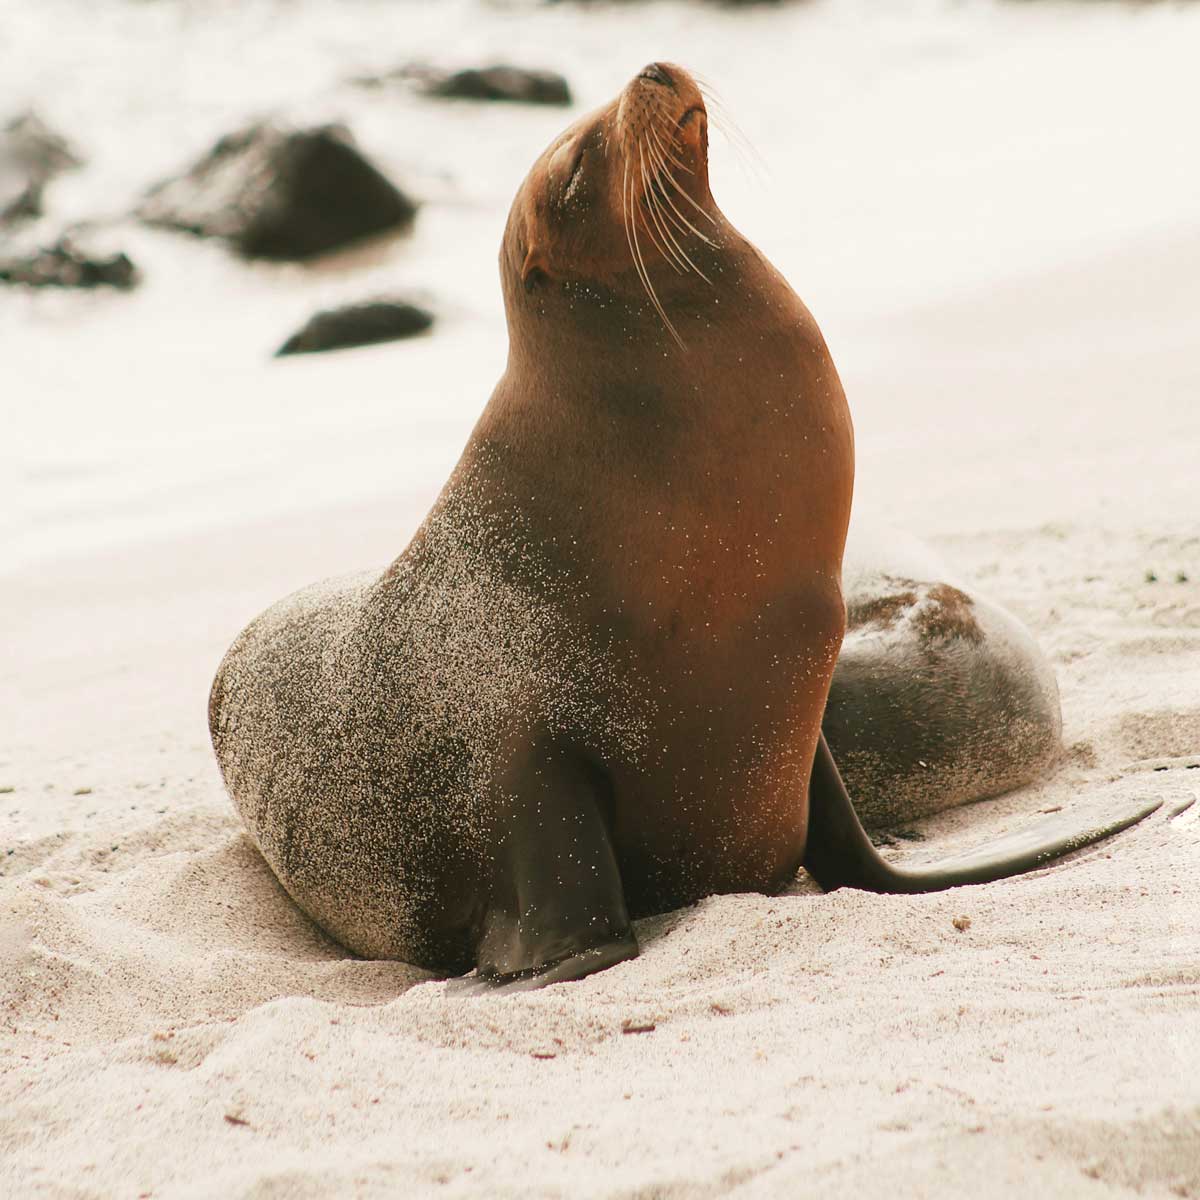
4, 1, 1200, 1195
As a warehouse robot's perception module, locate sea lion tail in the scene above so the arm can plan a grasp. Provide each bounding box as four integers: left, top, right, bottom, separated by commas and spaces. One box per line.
803, 732, 1164, 894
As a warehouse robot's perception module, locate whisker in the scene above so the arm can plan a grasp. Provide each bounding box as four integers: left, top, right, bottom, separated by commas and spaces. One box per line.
647, 186, 693, 277
650, 123, 720, 230
643, 204, 684, 275
639, 142, 688, 274
712, 112, 766, 180
647, 130, 720, 250
622, 158, 677, 346
695, 79, 768, 180
644, 139, 715, 284
648, 122, 684, 171
625, 155, 684, 349
650, 120, 691, 174
644, 138, 693, 241
621, 159, 652, 306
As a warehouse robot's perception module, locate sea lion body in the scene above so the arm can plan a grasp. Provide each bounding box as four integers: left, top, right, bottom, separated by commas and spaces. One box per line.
825, 528, 1063, 828
212, 64, 1158, 986
212, 251, 851, 970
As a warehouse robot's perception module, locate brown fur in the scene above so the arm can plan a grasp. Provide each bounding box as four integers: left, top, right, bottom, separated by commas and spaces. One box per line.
211, 64, 855, 981
915, 584, 985, 646
846, 590, 919, 631
847, 580, 985, 646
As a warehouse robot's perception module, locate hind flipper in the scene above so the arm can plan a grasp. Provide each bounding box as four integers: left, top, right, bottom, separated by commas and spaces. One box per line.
465, 745, 638, 990
804, 732, 1162, 893
913, 792, 1162, 880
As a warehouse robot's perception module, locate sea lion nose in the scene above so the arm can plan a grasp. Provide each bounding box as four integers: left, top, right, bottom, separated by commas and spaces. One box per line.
638, 63, 675, 89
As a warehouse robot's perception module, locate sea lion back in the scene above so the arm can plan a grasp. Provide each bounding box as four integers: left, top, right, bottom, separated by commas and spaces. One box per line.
207, 485, 650, 972
208, 566, 491, 967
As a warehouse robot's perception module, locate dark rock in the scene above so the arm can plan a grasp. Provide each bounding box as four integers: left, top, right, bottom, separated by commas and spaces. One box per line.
548, 0, 787, 6
413, 64, 571, 107
428, 66, 571, 106
138, 122, 417, 261
0, 111, 84, 225
276, 298, 434, 356
1, 179, 42, 225
4, 111, 82, 176
0, 239, 138, 289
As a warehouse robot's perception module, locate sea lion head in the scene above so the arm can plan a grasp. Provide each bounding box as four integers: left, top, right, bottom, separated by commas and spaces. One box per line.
501, 62, 723, 350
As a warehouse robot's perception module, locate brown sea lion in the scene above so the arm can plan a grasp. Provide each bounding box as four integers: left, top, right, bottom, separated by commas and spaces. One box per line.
209, 63, 1160, 988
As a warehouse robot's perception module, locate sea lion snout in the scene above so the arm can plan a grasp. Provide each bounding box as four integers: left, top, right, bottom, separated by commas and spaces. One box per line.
637, 62, 676, 89
619, 61, 705, 127
618, 61, 708, 196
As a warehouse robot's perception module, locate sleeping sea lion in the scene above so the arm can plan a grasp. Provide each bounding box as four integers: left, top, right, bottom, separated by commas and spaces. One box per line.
826, 524, 1064, 829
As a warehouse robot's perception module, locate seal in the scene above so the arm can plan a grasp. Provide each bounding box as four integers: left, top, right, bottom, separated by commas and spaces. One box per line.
210, 62, 1161, 988
827, 524, 1064, 829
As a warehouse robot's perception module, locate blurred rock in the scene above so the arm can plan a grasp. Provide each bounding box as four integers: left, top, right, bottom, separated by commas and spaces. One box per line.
0, 111, 84, 226
424, 65, 571, 106
0, 178, 41, 225
359, 63, 571, 107
548, 0, 788, 6
138, 123, 417, 261
0, 239, 137, 289
276, 298, 434, 357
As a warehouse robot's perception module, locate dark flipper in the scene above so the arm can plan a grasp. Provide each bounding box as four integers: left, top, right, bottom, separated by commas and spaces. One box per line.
463, 745, 638, 991
804, 732, 1162, 893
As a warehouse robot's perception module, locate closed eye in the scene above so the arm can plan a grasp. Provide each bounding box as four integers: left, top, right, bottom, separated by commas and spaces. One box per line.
562, 144, 587, 203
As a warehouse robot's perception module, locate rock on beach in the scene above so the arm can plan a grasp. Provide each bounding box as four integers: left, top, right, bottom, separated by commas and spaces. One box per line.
0, 239, 137, 289
276, 299, 435, 357
0, 110, 83, 226
138, 122, 418, 261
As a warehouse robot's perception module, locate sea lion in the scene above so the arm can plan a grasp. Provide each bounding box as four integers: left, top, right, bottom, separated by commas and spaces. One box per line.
826, 525, 1063, 829
210, 62, 1160, 988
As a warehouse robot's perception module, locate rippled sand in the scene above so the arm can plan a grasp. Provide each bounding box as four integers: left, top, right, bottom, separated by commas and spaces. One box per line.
4, 1, 1200, 1195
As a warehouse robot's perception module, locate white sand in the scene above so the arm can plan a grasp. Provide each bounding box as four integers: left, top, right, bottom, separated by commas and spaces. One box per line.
4, 1, 1200, 1195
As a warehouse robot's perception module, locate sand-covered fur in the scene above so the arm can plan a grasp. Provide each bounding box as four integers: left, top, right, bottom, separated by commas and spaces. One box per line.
5, 0, 1199, 1194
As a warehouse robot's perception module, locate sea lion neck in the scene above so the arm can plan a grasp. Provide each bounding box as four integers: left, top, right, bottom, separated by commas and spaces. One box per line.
478, 60, 855, 583
471, 224, 855, 586
500, 216, 764, 371
498, 223, 804, 403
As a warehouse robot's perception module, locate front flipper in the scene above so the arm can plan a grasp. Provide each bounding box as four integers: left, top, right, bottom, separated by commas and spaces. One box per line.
804, 732, 1162, 893
467, 745, 638, 990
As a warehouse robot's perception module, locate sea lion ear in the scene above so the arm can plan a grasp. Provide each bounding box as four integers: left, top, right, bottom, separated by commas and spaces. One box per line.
521, 246, 550, 291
